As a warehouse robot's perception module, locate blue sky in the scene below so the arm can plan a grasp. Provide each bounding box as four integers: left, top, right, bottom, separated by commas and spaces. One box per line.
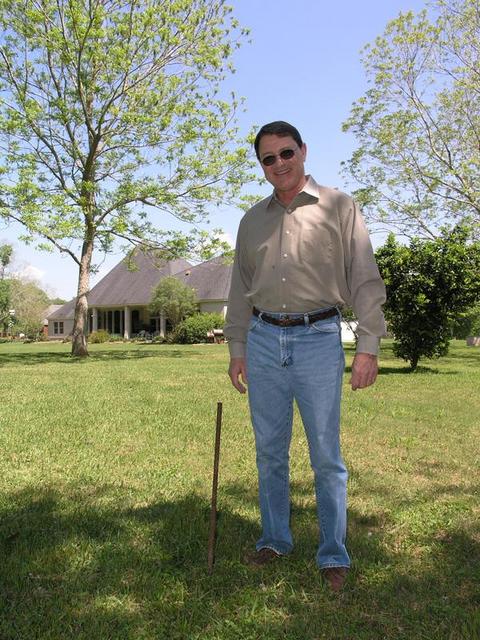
1, 0, 428, 299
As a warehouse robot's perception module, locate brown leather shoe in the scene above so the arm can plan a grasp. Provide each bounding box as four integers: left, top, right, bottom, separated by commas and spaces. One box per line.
244, 547, 283, 567
321, 567, 348, 592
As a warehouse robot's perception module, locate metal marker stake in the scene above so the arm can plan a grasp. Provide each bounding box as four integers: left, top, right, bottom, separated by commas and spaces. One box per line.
207, 401, 223, 574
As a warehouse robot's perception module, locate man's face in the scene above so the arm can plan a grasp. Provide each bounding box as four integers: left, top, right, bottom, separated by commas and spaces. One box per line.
257, 134, 307, 198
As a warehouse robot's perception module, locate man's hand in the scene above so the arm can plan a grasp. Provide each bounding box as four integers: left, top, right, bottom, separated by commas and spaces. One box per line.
228, 357, 248, 394
350, 353, 378, 390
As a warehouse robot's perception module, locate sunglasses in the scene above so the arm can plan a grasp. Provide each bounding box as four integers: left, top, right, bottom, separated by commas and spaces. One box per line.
260, 148, 297, 166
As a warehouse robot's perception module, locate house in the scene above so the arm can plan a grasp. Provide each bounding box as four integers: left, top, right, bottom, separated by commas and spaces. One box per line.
42, 304, 63, 337
47, 252, 232, 340
47, 249, 358, 343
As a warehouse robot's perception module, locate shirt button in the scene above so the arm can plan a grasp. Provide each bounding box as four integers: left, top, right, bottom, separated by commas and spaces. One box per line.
282, 304, 287, 309
282, 277, 286, 282
285, 230, 290, 235
283, 253, 288, 258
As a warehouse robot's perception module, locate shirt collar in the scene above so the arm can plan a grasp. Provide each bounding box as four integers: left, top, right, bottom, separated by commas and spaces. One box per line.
266, 175, 320, 210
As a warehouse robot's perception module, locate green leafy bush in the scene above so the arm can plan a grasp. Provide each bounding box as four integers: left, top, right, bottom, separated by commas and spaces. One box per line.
108, 333, 124, 342
165, 330, 179, 344
175, 313, 224, 344
89, 330, 109, 343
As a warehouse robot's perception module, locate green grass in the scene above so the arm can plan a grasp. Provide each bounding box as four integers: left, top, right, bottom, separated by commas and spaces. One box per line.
0, 340, 479, 640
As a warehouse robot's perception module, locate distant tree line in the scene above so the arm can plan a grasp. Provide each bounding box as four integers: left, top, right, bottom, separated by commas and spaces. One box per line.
0, 244, 65, 338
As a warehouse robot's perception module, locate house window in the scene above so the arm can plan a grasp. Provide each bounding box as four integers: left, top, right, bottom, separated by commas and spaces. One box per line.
53, 321, 64, 335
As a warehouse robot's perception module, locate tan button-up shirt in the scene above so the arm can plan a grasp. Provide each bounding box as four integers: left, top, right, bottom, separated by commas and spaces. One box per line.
224, 176, 386, 358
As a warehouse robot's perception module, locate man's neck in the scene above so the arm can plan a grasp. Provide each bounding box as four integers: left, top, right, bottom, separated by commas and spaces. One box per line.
275, 176, 308, 206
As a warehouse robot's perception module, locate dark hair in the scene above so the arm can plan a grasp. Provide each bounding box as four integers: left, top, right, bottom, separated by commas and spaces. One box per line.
254, 121, 303, 159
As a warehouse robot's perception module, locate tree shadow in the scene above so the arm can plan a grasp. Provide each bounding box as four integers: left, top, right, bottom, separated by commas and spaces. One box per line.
441, 351, 480, 366
344, 364, 461, 376
0, 347, 200, 367
0, 480, 477, 640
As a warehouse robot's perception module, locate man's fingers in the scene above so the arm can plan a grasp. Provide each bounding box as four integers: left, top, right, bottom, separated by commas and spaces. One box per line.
229, 358, 248, 394
350, 353, 378, 390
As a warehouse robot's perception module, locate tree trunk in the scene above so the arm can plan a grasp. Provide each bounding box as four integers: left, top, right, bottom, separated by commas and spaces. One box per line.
71, 236, 94, 357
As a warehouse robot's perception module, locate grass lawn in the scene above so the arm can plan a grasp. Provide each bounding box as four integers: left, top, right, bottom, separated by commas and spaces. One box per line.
0, 339, 479, 640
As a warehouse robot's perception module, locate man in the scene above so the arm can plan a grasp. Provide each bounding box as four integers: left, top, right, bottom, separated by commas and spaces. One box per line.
225, 121, 386, 592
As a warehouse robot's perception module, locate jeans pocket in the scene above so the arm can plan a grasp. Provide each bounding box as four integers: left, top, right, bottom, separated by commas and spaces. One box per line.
309, 319, 340, 334
248, 316, 261, 332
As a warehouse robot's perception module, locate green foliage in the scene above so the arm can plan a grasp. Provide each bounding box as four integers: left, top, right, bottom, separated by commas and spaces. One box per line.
451, 304, 480, 339
0, 279, 11, 330
342, 0, 480, 239
89, 329, 109, 344
7, 278, 50, 337
0, 243, 13, 330
149, 276, 197, 328
0, 0, 255, 355
376, 227, 480, 369
0, 244, 13, 278
175, 312, 224, 344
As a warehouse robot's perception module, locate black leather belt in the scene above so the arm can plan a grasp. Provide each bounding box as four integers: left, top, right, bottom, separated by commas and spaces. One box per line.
253, 306, 338, 327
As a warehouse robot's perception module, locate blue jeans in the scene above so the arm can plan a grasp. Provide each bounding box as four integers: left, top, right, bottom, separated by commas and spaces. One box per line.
246, 310, 350, 569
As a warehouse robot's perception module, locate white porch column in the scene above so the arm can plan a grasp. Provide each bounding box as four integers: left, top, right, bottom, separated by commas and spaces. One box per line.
124, 306, 131, 339
160, 312, 166, 337
92, 307, 98, 332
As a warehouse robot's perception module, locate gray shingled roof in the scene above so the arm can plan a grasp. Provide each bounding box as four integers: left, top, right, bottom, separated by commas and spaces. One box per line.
47, 253, 233, 321
48, 299, 75, 320
43, 304, 63, 323
48, 252, 191, 320
174, 256, 233, 300
88, 252, 191, 306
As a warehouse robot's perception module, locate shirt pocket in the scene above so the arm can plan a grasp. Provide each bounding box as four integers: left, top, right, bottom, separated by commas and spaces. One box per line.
299, 225, 333, 265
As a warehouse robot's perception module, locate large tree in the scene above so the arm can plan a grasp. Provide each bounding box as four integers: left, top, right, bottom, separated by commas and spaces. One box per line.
342, 0, 480, 240
375, 227, 480, 370
0, 0, 253, 356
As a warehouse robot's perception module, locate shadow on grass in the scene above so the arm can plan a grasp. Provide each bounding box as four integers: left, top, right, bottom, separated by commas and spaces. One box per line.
344, 364, 460, 376
0, 348, 200, 367
0, 481, 478, 640
440, 352, 480, 367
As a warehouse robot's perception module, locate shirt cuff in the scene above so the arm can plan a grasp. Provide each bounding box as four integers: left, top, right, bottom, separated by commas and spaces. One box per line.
356, 335, 380, 356
228, 340, 246, 359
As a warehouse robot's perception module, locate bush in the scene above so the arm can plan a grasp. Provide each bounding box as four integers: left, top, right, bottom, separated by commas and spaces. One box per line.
175, 313, 224, 344
89, 329, 109, 343
108, 333, 124, 342
165, 330, 179, 344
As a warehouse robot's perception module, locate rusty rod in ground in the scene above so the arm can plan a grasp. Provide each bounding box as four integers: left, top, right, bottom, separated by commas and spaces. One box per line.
207, 401, 223, 574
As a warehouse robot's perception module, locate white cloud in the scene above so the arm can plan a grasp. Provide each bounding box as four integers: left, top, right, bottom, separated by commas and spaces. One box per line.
15, 264, 46, 283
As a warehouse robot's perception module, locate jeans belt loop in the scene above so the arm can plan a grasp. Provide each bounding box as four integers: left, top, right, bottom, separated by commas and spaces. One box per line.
303, 313, 309, 326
